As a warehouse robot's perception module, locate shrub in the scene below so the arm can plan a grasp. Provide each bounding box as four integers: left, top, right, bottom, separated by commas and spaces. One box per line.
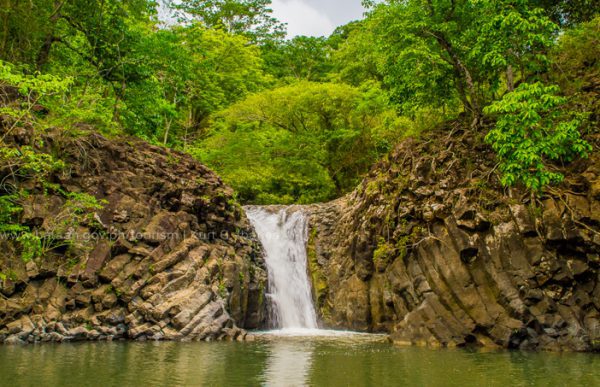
484, 82, 592, 191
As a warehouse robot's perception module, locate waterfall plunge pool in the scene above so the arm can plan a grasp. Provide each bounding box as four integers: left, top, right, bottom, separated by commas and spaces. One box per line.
1, 340, 599, 386
253, 328, 385, 338
2, 206, 599, 386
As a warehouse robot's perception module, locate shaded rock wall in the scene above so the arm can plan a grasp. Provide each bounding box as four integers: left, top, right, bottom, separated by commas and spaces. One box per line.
308, 127, 600, 351
0, 131, 267, 344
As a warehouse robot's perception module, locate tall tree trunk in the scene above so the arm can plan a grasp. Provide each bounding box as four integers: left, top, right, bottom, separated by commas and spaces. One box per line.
433, 32, 481, 128
112, 79, 126, 123
36, 0, 67, 69
506, 64, 515, 92
0, 0, 10, 56
460, 60, 481, 128
183, 106, 193, 151
162, 92, 177, 145
163, 118, 172, 145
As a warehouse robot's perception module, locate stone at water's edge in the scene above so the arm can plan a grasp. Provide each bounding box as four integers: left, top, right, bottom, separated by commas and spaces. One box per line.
0, 131, 268, 344
305, 128, 600, 352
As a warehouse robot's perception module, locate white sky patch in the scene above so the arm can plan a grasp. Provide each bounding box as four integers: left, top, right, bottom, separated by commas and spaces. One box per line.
271, 0, 337, 38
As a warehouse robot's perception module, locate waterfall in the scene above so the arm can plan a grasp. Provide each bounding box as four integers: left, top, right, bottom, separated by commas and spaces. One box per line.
245, 206, 318, 330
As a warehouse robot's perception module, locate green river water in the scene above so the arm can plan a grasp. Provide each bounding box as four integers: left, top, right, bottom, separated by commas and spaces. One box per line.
0, 333, 598, 387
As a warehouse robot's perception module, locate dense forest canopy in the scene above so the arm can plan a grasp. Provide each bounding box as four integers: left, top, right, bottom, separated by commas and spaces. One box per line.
0, 0, 598, 205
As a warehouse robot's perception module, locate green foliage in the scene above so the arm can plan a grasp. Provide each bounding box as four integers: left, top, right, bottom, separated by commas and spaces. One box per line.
373, 237, 394, 266
102, 24, 268, 145
551, 16, 600, 124
171, 0, 285, 43
0, 146, 65, 186
0, 60, 72, 132
0, 194, 27, 234
262, 36, 333, 82
0, 147, 55, 261
354, 0, 558, 122
331, 20, 382, 88
1, 0, 597, 207
181, 26, 268, 125
484, 82, 592, 191
471, 2, 556, 79
0, 143, 105, 261
0, 61, 71, 97
191, 81, 408, 204
0, 63, 106, 262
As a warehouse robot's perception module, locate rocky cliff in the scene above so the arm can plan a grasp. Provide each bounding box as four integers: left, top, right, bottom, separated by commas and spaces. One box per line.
0, 129, 267, 344
307, 125, 600, 351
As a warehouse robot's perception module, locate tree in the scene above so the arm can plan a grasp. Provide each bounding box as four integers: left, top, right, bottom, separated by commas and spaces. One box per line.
0, 0, 59, 65
0, 0, 156, 69
471, 1, 556, 93
191, 81, 405, 203
178, 26, 268, 137
361, 0, 557, 126
171, 0, 285, 43
114, 24, 269, 145
331, 20, 383, 87
262, 36, 334, 82
532, 0, 599, 26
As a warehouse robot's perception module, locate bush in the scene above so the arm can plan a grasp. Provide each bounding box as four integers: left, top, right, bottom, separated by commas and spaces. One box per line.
0, 63, 105, 265
551, 16, 600, 127
484, 82, 592, 191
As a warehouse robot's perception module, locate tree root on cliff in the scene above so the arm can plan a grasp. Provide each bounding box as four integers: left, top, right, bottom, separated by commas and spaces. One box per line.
410, 224, 452, 251
547, 187, 600, 237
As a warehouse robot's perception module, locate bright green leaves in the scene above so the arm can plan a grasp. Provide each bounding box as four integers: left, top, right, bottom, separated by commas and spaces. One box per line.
0, 146, 64, 181
172, 0, 285, 43
362, 1, 465, 114
0, 65, 106, 261
356, 0, 560, 121
192, 81, 406, 204
0, 145, 58, 261
0, 194, 27, 234
0, 60, 72, 134
0, 62, 71, 96
134, 25, 268, 144
472, 1, 557, 81
484, 82, 592, 191
262, 36, 334, 82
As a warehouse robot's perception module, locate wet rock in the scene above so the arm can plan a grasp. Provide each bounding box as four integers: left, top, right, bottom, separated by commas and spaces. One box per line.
4, 335, 26, 345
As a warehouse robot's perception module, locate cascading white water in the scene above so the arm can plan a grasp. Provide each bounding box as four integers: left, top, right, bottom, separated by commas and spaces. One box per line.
245, 206, 318, 330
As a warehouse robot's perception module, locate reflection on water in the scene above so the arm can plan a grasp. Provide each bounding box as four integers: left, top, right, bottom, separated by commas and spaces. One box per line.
0, 337, 599, 387
263, 341, 314, 386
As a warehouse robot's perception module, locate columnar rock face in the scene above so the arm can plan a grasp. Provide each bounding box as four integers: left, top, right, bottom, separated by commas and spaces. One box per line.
308, 128, 600, 351
0, 131, 267, 344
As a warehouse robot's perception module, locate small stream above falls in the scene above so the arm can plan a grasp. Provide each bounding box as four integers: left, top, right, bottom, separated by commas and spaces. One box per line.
245, 206, 319, 332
